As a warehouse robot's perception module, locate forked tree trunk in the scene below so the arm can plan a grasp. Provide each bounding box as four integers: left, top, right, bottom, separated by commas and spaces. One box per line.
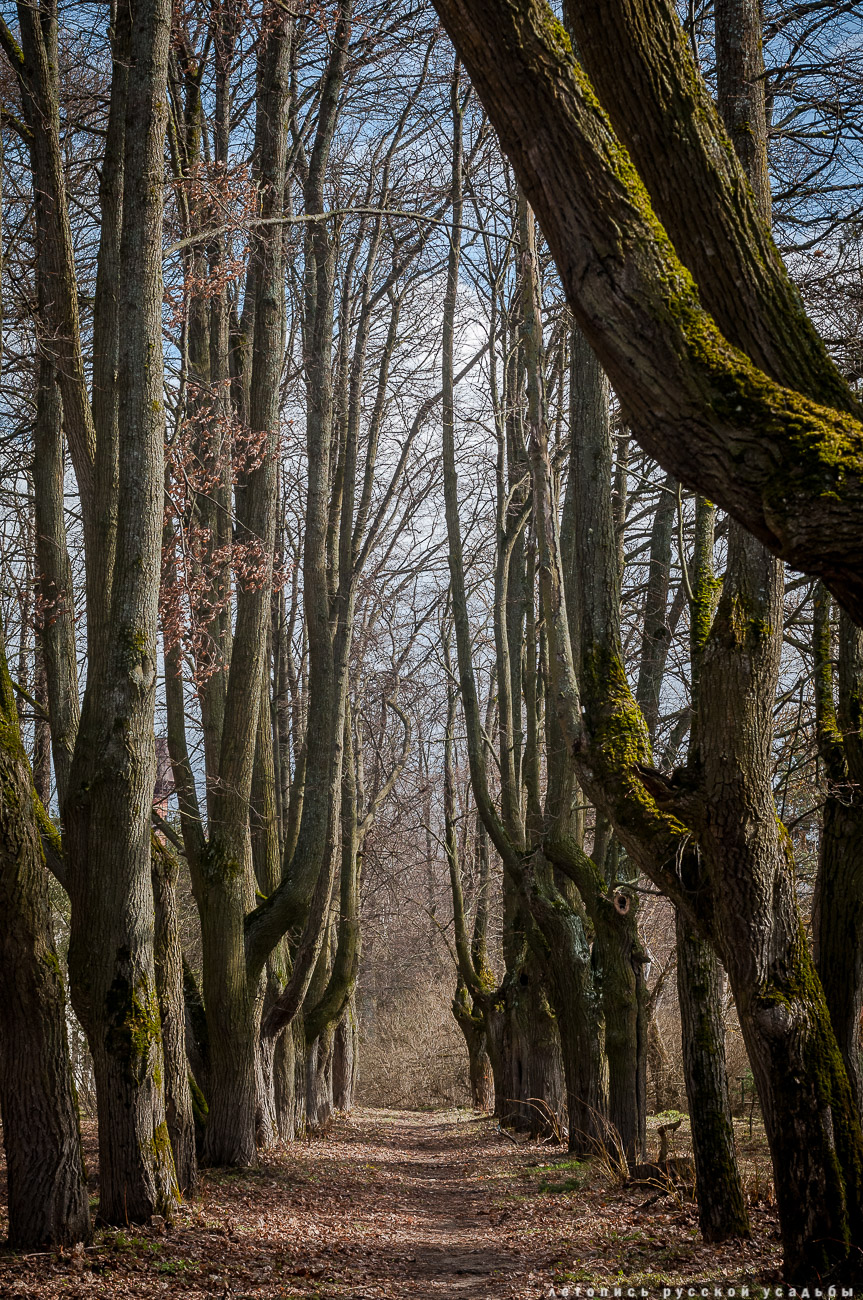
0, 644, 91, 1248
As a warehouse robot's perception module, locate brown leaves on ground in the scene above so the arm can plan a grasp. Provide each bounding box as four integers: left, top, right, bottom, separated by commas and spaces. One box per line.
0, 1108, 782, 1298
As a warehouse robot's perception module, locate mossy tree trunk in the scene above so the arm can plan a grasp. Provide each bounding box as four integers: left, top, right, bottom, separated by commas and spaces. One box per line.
429, 0, 863, 627
0, 639, 91, 1248
547, 318, 646, 1164
695, 518, 863, 1277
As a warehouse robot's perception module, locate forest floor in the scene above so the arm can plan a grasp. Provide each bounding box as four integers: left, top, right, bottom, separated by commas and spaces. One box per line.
0, 1107, 783, 1299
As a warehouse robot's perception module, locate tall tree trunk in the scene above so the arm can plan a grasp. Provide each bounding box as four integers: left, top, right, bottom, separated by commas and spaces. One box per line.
32, 355, 78, 808
63, 0, 178, 1224
151, 837, 197, 1195
0, 639, 91, 1248
494, 958, 566, 1137
680, 495, 749, 1241
698, 521, 863, 1277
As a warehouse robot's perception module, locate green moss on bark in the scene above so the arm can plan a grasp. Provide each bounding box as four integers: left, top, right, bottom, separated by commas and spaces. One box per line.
105, 970, 163, 1085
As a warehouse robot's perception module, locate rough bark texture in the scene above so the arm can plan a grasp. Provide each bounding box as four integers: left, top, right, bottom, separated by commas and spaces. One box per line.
487, 959, 566, 1138
812, 591, 863, 1119
0, 642, 91, 1248
429, 0, 863, 628
332, 998, 360, 1113
676, 912, 749, 1242
697, 524, 863, 1278
62, 0, 178, 1224
152, 838, 197, 1195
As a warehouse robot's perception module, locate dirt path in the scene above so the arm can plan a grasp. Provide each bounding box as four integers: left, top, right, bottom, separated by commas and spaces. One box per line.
0, 1107, 782, 1298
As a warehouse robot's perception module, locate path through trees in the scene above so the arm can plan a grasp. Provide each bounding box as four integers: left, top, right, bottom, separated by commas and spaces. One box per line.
0, 1109, 783, 1297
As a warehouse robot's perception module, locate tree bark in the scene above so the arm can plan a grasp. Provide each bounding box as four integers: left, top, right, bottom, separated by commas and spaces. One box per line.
151, 837, 197, 1195
812, 590, 863, 1119
676, 912, 749, 1241
452, 981, 494, 1111
62, 0, 178, 1225
333, 997, 360, 1112
0, 639, 91, 1248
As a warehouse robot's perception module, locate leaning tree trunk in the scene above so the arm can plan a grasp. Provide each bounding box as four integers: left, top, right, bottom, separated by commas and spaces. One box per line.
0, 642, 91, 1248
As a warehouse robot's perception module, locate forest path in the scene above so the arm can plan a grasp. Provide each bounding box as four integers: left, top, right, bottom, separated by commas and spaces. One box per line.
0, 1107, 781, 1298
294, 1108, 525, 1296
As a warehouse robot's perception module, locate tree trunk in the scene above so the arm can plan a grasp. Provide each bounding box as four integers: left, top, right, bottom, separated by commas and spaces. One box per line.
676, 912, 749, 1241
151, 837, 197, 1195
305, 1027, 335, 1133
813, 592, 863, 1120
452, 981, 494, 1111
428, 0, 863, 626
62, 0, 178, 1224
698, 525, 863, 1278
0, 642, 91, 1248
333, 997, 360, 1113
646, 1014, 677, 1112
595, 891, 647, 1164
198, 875, 259, 1166
492, 959, 565, 1138
679, 494, 750, 1241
